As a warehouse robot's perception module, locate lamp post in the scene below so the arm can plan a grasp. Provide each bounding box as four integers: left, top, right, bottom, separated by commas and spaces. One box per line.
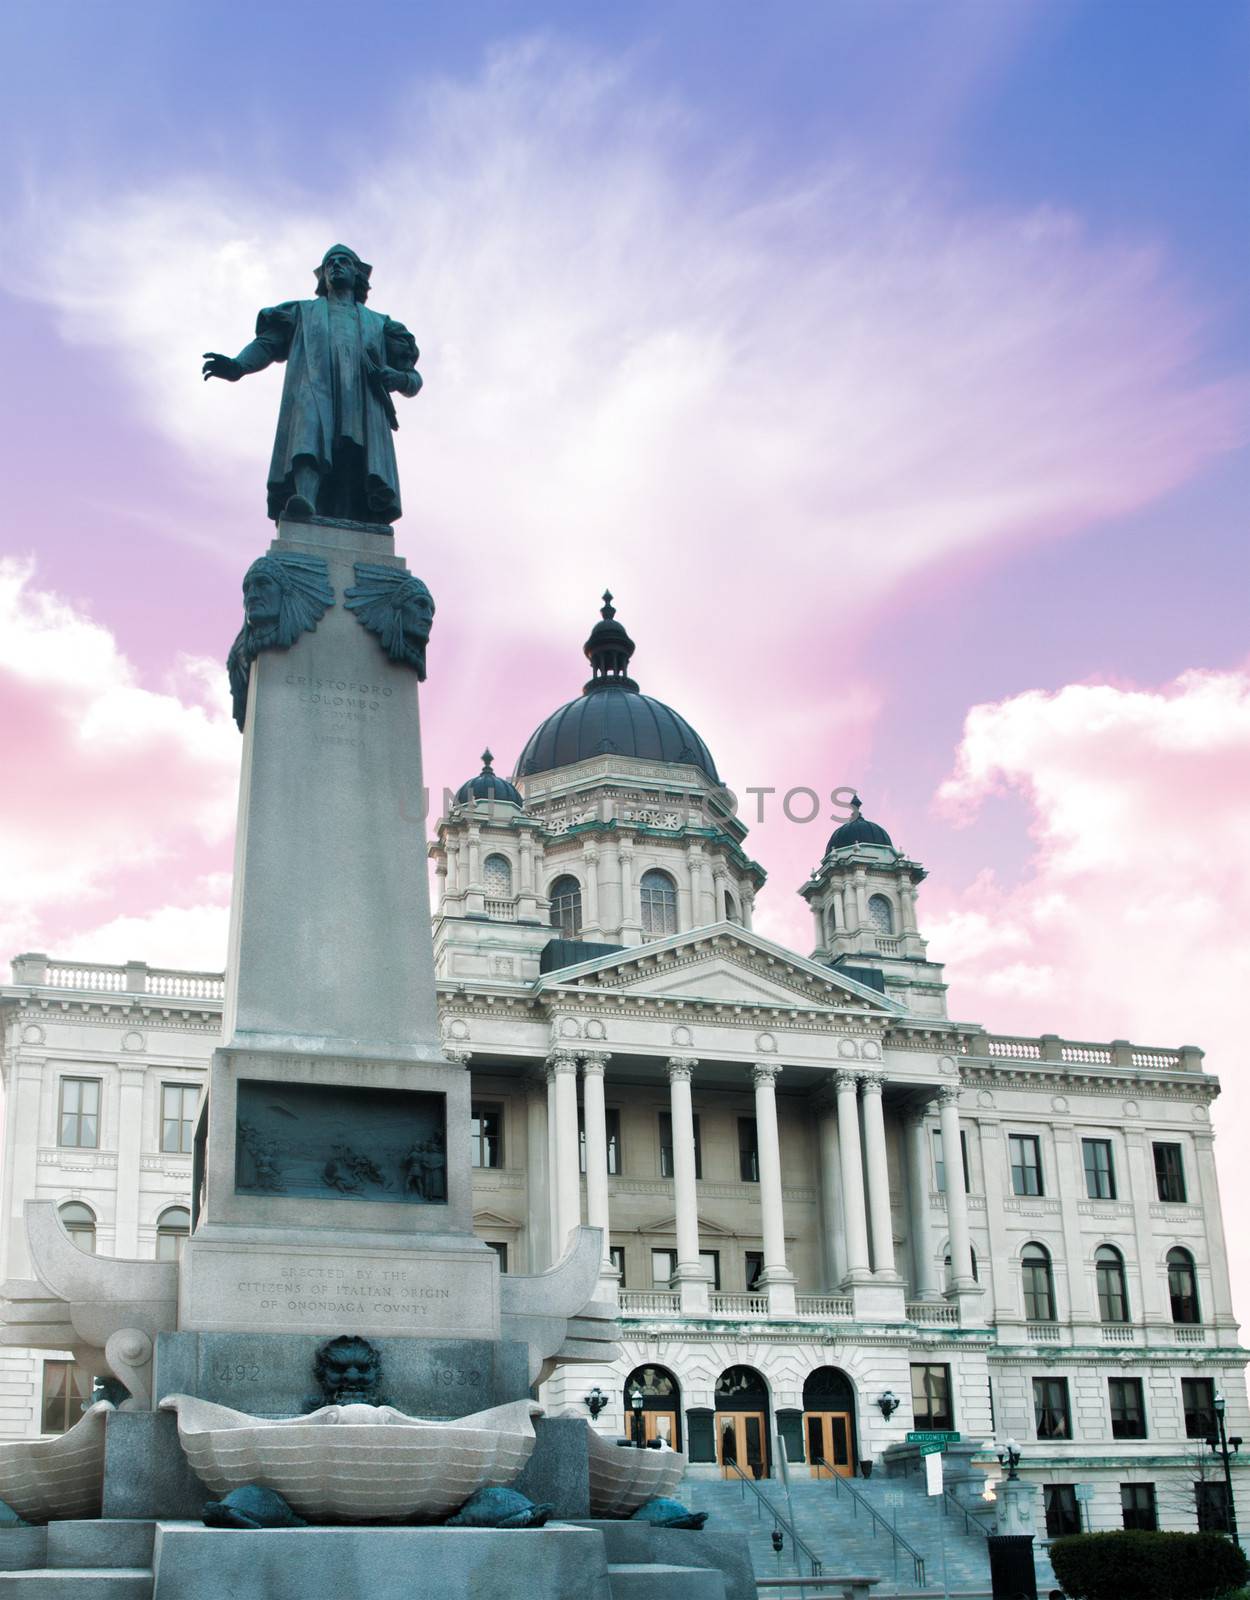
1206, 1392, 1241, 1542
630, 1389, 645, 1449
988, 1439, 1036, 1600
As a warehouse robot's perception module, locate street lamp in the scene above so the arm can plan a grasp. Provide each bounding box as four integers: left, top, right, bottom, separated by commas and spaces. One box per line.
1205, 1392, 1241, 1541
997, 1438, 1021, 1481
630, 1389, 645, 1449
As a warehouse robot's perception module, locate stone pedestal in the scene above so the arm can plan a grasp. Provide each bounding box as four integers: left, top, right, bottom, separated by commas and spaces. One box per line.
223, 516, 441, 1061
847, 1279, 907, 1322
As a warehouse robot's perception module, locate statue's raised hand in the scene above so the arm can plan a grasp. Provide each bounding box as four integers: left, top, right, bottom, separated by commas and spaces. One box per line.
202, 352, 244, 383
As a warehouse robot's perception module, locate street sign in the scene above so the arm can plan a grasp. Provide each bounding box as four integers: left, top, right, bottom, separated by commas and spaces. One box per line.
907, 1430, 961, 1444
920, 1442, 946, 1456
1074, 1483, 1095, 1502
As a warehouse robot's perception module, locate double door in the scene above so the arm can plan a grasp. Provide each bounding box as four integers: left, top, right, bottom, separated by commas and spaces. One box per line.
717, 1411, 768, 1479
805, 1411, 855, 1477
638, 1410, 678, 1448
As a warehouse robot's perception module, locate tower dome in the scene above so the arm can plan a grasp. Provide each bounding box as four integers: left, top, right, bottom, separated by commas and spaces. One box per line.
454, 748, 522, 807
825, 796, 894, 855
513, 594, 720, 783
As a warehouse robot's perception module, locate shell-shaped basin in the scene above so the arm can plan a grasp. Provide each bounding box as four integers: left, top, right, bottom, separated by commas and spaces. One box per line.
159, 1395, 543, 1523
0, 1401, 113, 1522
586, 1423, 687, 1516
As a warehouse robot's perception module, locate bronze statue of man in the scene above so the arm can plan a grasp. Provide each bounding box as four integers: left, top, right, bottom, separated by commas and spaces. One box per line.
203, 245, 422, 525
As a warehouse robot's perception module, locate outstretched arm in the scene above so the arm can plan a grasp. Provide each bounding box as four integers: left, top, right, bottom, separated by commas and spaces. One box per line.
202, 304, 297, 382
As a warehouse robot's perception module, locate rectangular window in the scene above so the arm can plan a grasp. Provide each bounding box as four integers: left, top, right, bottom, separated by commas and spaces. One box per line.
470, 1103, 503, 1169
160, 1083, 199, 1156
738, 1118, 759, 1183
1109, 1378, 1146, 1439
1154, 1142, 1187, 1203
745, 1250, 765, 1291
609, 1244, 626, 1287
658, 1113, 702, 1180
1182, 1377, 1216, 1439
1121, 1483, 1157, 1531
1022, 1253, 1055, 1322
1033, 1376, 1071, 1440
1082, 1138, 1116, 1200
651, 1248, 676, 1288
579, 1108, 622, 1175
933, 1128, 971, 1194
485, 1240, 508, 1272
701, 1249, 721, 1291
58, 1078, 100, 1149
41, 1360, 92, 1435
1009, 1134, 1043, 1197
1044, 1484, 1081, 1539
910, 1364, 953, 1431
1197, 1481, 1232, 1534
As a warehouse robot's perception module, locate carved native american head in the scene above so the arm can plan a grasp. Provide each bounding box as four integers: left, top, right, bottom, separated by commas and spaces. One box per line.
227, 551, 334, 730
344, 563, 435, 679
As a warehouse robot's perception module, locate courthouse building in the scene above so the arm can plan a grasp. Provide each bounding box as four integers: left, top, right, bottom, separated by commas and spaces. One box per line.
0, 596, 1244, 1545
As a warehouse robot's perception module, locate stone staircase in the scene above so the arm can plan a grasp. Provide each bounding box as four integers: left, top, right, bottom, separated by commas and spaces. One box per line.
0, 1520, 153, 1597
683, 1469, 998, 1594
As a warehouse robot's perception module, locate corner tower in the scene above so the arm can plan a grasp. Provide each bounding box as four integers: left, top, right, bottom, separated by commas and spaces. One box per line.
799, 797, 948, 1018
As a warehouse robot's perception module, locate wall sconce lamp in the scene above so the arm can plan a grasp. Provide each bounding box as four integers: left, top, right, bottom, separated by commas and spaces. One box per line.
876, 1390, 901, 1420
584, 1386, 608, 1421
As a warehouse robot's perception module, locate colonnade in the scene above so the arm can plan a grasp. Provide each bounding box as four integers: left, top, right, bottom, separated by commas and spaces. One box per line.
533, 1051, 974, 1313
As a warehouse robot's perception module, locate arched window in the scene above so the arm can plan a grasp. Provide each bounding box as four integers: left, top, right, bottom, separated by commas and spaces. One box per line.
867, 894, 894, 935
483, 853, 513, 899
1021, 1242, 1055, 1321
1096, 1244, 1129, 1324
548, 875, 582, 938
59, 1202, 95, 1254
640, 870, 678, 938
723, 889, 741, 925
1167, 1246, 1200, 1325
156, 1206, 191, 1262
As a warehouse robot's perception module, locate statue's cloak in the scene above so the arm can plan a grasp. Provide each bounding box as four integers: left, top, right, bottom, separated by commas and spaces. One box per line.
245, 298, 419, 524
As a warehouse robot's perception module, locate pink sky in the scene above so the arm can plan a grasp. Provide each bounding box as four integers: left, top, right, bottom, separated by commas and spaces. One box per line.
2, 23, 1248, 1310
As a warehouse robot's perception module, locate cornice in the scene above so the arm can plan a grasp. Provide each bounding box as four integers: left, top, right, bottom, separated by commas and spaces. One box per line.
2, 995, 221, 1034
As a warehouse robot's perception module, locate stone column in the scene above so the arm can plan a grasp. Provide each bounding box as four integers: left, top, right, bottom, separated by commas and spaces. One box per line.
667, 1058, 710, 1313
525, 1078, 550, 1272
859, 1073, 898, 1280
113, 1065, 146, 1257
582, 844, 601, 935
550, 1051, 582, 1256
741, 887, 754, 931
617, 839, 639, 940
1, 1061, 44, 1279
843, 879, 860, 933
1193, 1129, 1236, 1325
905, 1110, 940, 1300
976, 1116, 1013, 1325
836, 1070, 871, 1281
900, 881, 919, 935
817, 1099, 847, 1288
854, 871, 869, 928
938, 1085, 976, 1292
753, 1064, 797, 1314
545, 1063, 559, 1251
831, 887, 846, 932
581, 1052, 618, 1295
445, 837, 460, 898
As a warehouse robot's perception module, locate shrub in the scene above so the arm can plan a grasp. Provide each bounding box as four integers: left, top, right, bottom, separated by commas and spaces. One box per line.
1049, 1530, 1248, 1600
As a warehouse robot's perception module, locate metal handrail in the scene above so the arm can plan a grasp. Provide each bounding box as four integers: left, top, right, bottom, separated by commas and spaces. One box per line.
811, 1460, 927, 1587
941, 1484, 993, 1539
725, 1460, 825, 1577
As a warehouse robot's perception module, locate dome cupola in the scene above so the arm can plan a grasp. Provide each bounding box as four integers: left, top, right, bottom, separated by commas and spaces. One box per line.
825, 795, 894, 856
514, 593, 720, 782
454, 748, 522, 808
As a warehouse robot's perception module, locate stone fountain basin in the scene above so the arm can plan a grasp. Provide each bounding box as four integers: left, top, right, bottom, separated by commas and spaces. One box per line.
586, 1424, 687, 1517
0, 1400, 113, 1522
159, 1395, 543, 1523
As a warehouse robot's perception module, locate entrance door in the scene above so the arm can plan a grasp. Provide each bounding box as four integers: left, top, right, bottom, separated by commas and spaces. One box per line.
805, 1411, 855, 1477
644, 1411, 678, 1448
718, 1411, 768, 1479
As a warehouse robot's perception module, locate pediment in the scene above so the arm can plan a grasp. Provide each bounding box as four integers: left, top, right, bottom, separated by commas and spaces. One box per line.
472, 1209, 521, 1231
536, 923, 898, 1016
637, 1215, 742, 1239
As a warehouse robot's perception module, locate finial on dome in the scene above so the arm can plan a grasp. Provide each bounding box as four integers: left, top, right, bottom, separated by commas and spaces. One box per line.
850, 794, 863, 818
583, 589, 637, 691
481, 748, 494, 771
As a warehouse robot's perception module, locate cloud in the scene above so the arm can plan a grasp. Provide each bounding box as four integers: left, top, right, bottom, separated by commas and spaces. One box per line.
0, 558, 237, 967
928, 664, 1250, 1311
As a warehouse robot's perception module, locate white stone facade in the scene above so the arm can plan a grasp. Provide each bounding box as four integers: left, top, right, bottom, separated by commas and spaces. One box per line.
1, 634, 1246, 1549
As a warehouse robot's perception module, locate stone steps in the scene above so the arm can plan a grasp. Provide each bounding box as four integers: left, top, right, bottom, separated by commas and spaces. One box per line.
608, 1562, 726, 1599
0, 1570, 152, 1599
